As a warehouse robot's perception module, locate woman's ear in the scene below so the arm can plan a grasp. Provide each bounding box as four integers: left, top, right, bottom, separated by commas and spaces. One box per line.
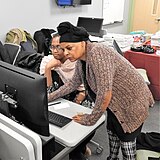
81, 41, 86, 49
81, 41, 84, 48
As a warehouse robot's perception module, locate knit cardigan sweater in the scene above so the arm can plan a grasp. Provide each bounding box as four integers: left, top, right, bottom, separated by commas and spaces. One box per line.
48, 42, 154, 133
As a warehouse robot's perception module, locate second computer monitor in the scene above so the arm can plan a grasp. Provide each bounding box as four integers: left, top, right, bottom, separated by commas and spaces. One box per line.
77, 17, 103, 37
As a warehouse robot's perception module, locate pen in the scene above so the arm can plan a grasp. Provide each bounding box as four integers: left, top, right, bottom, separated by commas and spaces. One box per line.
48, 102, 61, 106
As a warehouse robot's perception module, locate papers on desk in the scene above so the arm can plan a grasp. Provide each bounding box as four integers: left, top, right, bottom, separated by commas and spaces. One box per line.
48, 102, 70, 110
103, 33, 134, 48
89, 35, 104, 42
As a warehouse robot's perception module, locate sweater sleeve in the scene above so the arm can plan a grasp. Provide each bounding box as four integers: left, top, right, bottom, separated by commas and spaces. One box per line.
80, 45, 116, 126
48, 61, 83, 102
39, 55, 54, 75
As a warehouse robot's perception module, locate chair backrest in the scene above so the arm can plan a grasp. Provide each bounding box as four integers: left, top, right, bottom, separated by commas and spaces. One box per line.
113, 40, 123, 56
34, 28, 55, 56
0, 41, 11, 63
4, 43, 21, 65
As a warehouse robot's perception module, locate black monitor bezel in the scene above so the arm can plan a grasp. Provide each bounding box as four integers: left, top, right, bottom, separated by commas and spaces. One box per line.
0, 61, 50, 136
77, 17, 103, 34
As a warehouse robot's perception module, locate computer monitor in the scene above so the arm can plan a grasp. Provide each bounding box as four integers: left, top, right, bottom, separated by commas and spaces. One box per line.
77, 17, 104, 37
79, 0, 91, 5
0, 61, 49, 136
73, 0, 92, 5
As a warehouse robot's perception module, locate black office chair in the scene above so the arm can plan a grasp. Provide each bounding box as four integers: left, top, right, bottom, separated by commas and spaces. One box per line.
113, 39, 124, 56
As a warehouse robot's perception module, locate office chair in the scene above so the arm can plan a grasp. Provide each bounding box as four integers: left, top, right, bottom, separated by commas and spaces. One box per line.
89, 139, 103, 154
113, 39, 124, 56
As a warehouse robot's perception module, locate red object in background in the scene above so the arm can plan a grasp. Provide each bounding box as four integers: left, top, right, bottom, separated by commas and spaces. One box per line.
124, 50, 160, 101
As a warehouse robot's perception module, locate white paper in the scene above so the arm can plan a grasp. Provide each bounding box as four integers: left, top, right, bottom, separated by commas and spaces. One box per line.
50, 102, 70, 110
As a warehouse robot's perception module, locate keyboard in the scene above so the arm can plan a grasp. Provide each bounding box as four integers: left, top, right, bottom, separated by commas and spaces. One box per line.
48, 111, 72, 127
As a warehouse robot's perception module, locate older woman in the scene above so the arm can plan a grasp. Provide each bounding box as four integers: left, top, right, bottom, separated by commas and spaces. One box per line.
48, 22, 154, 160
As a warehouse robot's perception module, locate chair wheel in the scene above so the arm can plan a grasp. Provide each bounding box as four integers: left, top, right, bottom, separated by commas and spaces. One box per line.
96, 145, 103, 154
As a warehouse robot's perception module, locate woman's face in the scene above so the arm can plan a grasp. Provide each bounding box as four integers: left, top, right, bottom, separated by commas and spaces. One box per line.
51, 36, 65, 60
60, 41, 86, 62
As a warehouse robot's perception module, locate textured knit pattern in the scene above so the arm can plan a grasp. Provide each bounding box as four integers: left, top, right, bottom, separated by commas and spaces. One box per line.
48, 42, 154, 133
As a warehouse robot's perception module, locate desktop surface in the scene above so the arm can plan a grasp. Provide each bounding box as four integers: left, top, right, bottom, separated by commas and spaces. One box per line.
48, 98, 106, 147
0, 99, 105, 160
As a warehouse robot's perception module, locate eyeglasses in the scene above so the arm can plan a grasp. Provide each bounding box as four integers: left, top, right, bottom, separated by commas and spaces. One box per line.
50, 45, 64, 52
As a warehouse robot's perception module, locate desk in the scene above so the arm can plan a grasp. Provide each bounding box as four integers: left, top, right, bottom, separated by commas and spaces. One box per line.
49, 98, 106, 160
0, 99, 105, 160
124, 50, 160, 100
49, 98, 105, 145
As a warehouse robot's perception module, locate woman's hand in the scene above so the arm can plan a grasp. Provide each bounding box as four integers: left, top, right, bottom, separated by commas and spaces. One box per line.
48, 92, 54, 102
72, 112, 93, 126
72, 113, 85, 124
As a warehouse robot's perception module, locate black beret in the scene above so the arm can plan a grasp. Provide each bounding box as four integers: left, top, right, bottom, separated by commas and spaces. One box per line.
57, 21, 89, 43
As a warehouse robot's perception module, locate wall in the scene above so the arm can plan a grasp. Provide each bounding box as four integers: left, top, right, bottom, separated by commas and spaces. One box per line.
0, 0, 131, 42
103, 0, 131, 34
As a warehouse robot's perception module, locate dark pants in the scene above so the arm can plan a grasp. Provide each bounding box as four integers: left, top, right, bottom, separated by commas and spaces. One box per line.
107, 108, 143, 142
106, 109, 143, 160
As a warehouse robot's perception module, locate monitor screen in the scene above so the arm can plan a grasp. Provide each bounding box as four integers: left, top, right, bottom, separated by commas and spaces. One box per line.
56, 0, 73, 6
79, 0, 91, 5
0, 61, 49, 136
77, 17, 103, 36
73, 0, 91, 5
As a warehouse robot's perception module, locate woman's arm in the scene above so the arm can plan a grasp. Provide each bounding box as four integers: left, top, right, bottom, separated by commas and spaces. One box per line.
73, 90, 112, 122
44, 59, 61, 87
48, 61, 83, 102
73, 46, 115, 125
74, 90, 86, 104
